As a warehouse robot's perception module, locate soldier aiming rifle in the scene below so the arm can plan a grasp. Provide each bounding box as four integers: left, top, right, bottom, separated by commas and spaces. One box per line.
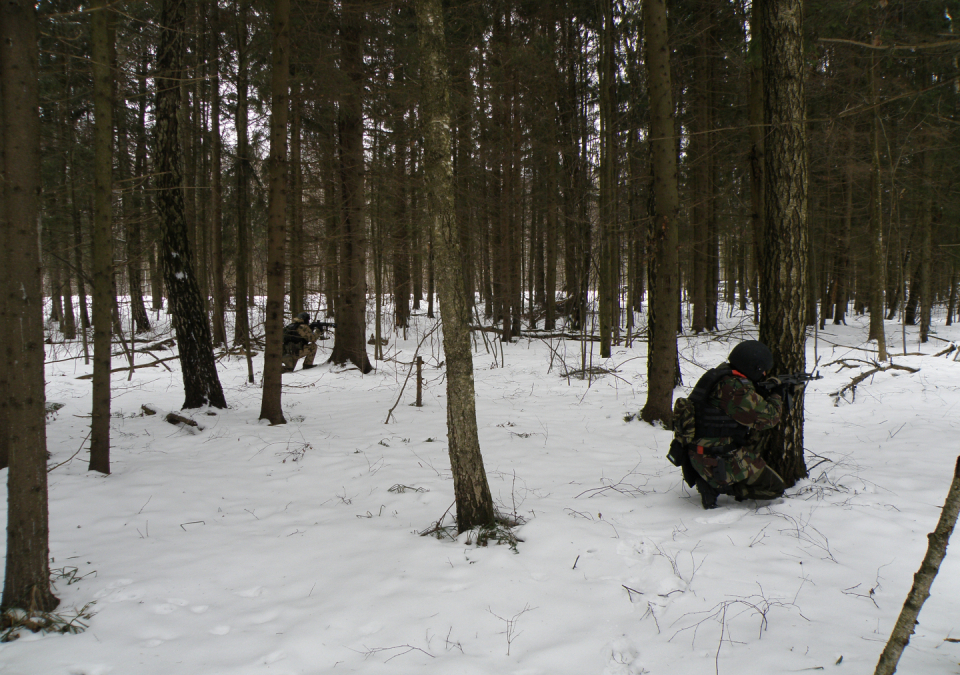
667, 340, 820, 509
282, 312, 335, 373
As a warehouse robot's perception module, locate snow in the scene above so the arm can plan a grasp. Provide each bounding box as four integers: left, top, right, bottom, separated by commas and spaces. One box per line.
3, 304, 960, 675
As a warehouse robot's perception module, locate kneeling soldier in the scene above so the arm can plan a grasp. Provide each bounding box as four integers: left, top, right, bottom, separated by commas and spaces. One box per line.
282, 312, 323, 373
685, 340, 788, 509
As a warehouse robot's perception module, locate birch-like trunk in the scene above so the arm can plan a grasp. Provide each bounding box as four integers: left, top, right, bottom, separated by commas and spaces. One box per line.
416, 0, 495, 532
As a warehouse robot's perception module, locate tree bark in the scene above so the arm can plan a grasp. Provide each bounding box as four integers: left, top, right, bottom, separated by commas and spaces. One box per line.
640, 0, 681, 425
155, 0, 227, 410
757, 0, 809, 485
260, 0, 290, 425
0, 0, 60, 613
417, 0, 495, 532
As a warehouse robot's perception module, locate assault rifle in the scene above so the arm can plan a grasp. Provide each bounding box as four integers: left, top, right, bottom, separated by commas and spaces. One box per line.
756, 372, 822, 409
309, 321, 335, 339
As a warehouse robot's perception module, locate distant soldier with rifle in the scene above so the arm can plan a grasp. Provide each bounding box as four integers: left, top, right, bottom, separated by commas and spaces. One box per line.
667, 340, 819, 509
282, 312, 335, 373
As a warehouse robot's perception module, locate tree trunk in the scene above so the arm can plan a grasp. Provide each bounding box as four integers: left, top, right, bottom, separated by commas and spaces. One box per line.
260, 0, 290, 425
416, 0, 495, 533
918, 144, 933, 343
758, 0, 809, 486
89, 0, 113, 475
867, 55, 888, 359
289, 72, 305, 317
155, 0, 227, 410
331, 0, 372, 374
597, 0, 618, 358
0, 0, 60, 613
640, 0, 681, 425
234, 0, 252, 372
209, 3, 226, 346
130, 48, 151, 334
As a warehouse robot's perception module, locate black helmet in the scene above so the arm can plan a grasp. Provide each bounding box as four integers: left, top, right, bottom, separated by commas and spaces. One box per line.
728, 340, 773, 382
298, 312, 310, 323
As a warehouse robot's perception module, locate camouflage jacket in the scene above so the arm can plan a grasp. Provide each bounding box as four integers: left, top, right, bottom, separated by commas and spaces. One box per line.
693, 372, 783, 449
283, 318, 320, 345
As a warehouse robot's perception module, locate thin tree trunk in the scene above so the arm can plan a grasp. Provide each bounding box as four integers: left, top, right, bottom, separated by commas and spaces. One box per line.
234, 0, 251, 358
89, 0, 113, 475
416, 0, 495, 532
209, 2, 226, 346
0, 0, 60, 613
874, 456, 960, 675
867, 54, 888, 359
640, 0, 681, 425
918, 144, 933, 343
289, 72, 305, 316
260, 0, 290, 425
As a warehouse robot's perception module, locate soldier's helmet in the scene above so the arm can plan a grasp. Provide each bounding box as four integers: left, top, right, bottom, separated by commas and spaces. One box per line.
298, 312, 310, 323
728, 340, 773, 382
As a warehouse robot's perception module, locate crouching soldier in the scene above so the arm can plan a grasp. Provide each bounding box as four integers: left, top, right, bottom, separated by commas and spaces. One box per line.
282, 312, 325, 373
678, 340, 789, 509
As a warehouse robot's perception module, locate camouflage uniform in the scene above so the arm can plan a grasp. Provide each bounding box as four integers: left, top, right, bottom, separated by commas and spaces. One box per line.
687, 371, 785, 500
282, 317, 321, 372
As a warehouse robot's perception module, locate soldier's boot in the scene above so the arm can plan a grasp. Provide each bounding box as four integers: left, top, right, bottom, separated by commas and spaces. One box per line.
282, 356, 297, 373
695, 476, 720, 510
738, 466, 786, 501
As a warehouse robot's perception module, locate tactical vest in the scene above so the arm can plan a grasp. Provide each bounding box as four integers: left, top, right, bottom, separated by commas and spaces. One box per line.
688, 365, 750, 445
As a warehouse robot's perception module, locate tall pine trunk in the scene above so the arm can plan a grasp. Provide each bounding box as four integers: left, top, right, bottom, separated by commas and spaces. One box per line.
640, 0, 681, 425
155, 0, 227, 410
260, 0, 290, 425
331, 0, 372, 373
0, 0, 60, 613
758, 0, 809, 485
89, 0, 113, 475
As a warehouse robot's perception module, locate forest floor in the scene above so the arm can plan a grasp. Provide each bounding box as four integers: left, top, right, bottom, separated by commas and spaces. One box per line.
2, 303, 960, 675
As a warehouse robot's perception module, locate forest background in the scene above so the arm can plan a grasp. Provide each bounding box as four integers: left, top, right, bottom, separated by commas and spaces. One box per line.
2, 0, 960, 670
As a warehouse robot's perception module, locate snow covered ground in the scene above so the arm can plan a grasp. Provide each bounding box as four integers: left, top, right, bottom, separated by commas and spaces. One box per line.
2, 304, 959, 675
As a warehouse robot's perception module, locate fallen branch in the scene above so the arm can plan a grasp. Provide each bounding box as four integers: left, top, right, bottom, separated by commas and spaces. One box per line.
75, 354, 180, 379
830, 362, 919, 403
874, 456, 960, 675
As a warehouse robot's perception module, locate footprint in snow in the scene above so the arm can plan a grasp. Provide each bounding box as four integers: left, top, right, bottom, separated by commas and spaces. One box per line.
602, 637, 645, 675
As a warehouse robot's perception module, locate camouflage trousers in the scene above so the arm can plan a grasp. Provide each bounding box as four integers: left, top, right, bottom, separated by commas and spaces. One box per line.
688, 443, 785, 500
282, 341, 317, 372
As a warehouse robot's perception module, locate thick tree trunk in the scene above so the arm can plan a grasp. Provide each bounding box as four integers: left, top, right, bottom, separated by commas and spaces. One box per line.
758, 0, 809, 485
331, 0, 372, 374
89, 0, 113, 475
417, 0, 495, 533
640, 0, 681, 425
155, 0, 227, 410
260, 0, 290, 425
0, 0, 60, 613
